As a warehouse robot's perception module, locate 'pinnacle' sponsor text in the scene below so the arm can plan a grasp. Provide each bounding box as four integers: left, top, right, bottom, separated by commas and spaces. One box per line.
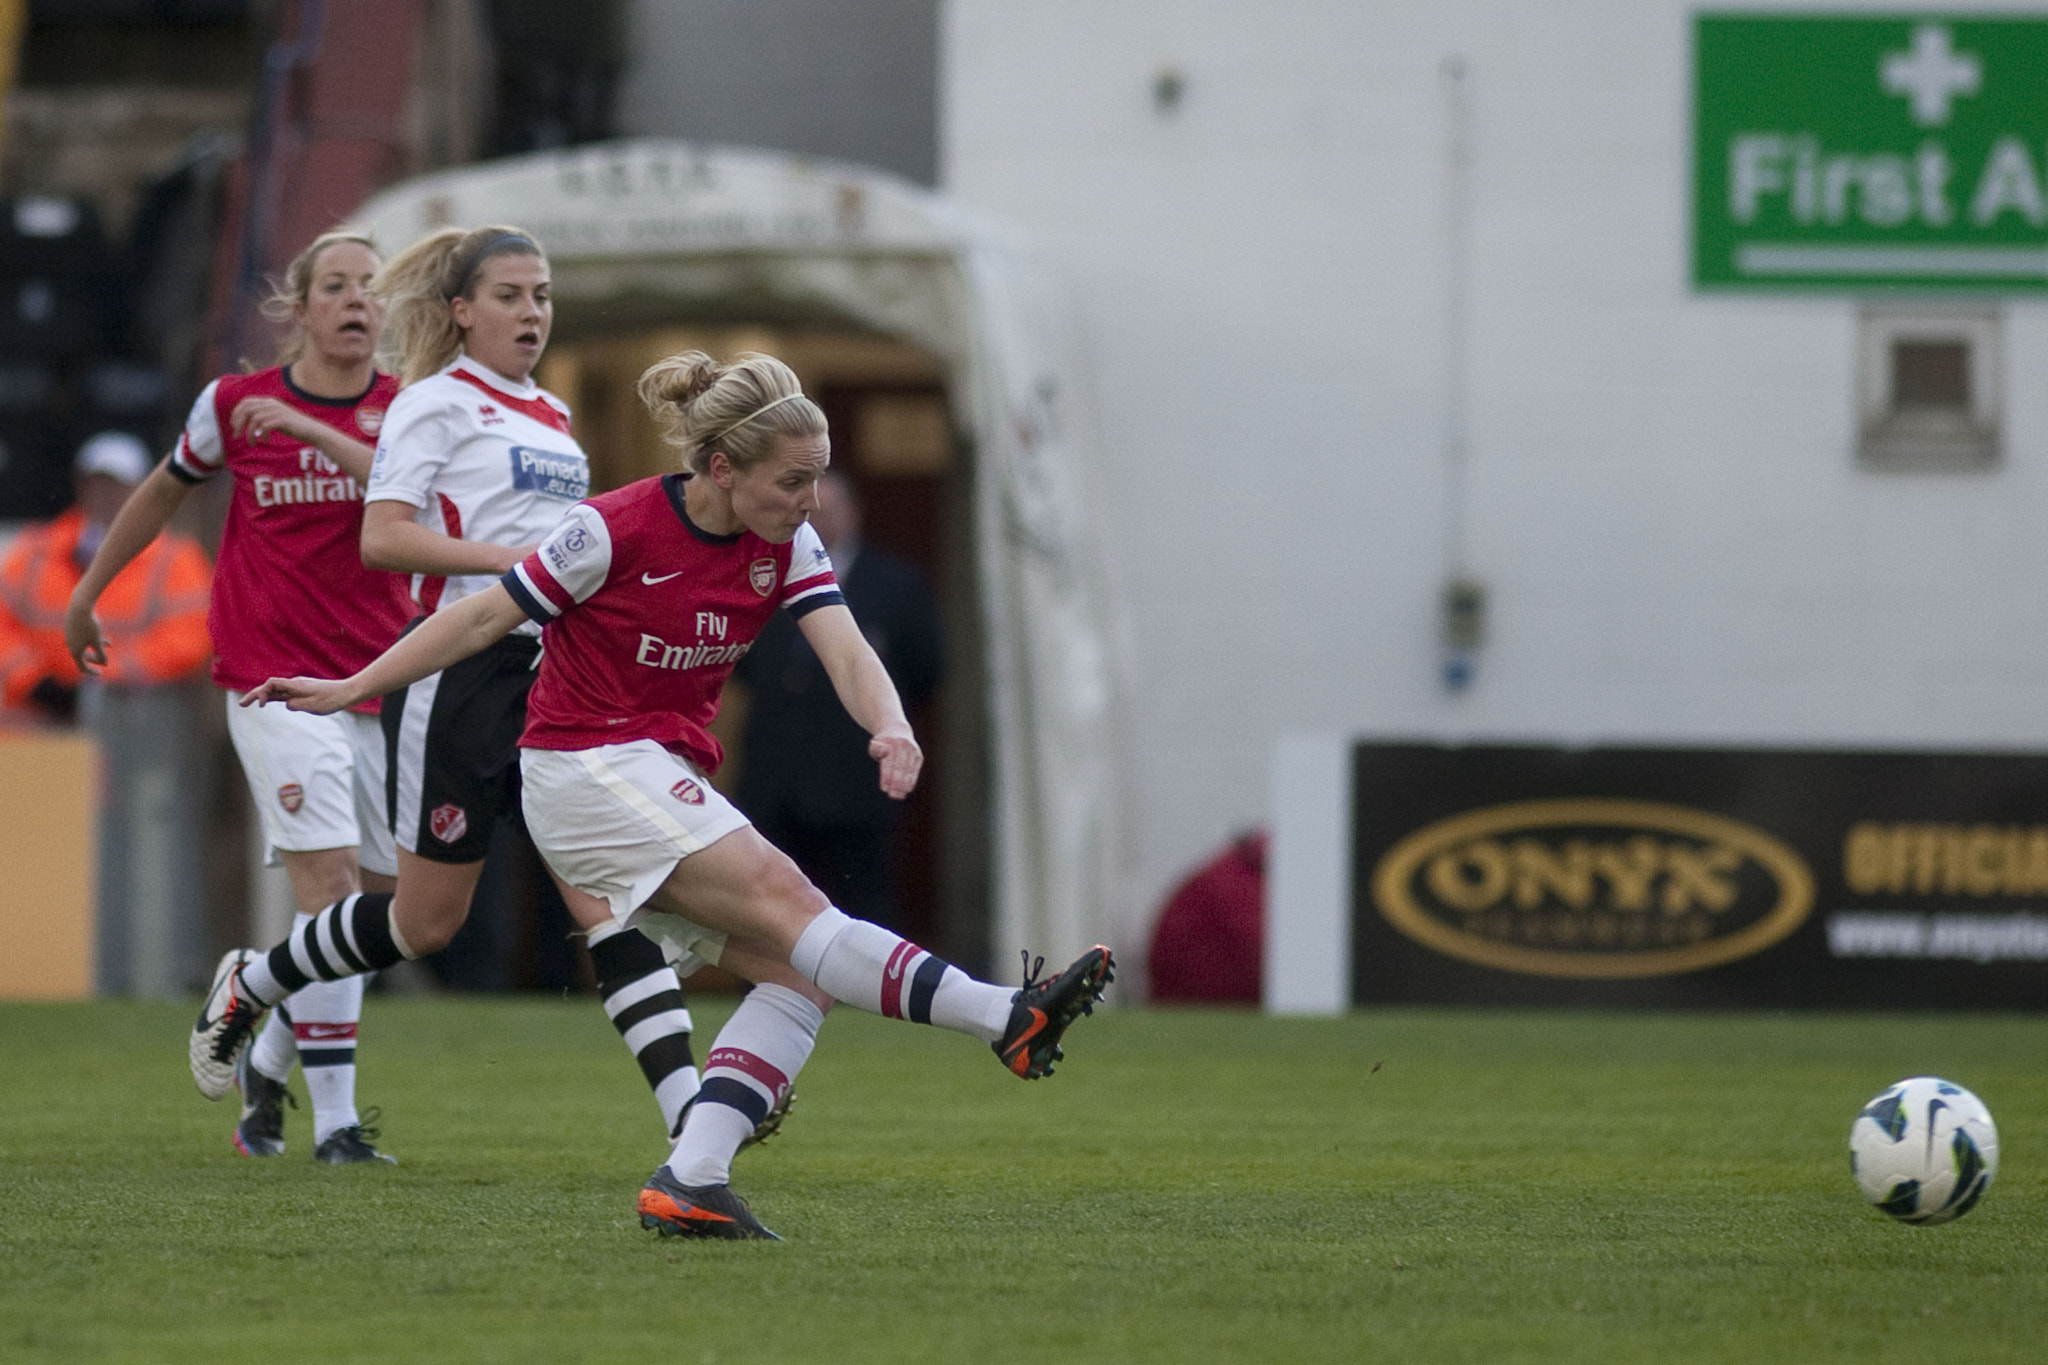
509, 445, 589, 500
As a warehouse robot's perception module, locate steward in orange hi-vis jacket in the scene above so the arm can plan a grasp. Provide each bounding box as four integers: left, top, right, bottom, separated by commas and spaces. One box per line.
0, 434, 211, 720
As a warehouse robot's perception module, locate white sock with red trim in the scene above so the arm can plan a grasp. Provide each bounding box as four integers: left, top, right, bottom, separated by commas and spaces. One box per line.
288, 973, 365, 1144
788, 907, 1013, 1043
664, 984, 822, 1187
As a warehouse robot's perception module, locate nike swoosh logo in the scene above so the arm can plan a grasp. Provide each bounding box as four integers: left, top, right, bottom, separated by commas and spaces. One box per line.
641, 570, 682, 585
1925, 1097, 1950, 1165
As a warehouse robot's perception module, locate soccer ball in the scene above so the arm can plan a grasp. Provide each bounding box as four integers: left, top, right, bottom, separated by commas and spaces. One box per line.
1848, 1076, 1998, 1225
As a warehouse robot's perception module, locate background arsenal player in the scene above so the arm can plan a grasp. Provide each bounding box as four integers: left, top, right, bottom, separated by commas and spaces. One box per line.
186, 226, 727, 1154
229, 349, 1113, 1240
66, 230, 411, 1164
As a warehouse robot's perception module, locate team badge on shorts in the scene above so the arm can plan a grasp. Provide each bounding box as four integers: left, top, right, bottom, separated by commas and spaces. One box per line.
357, 407, 385, 437
669, 778, 706, 806
277, 783, 304, 814
749, 558, 776, 596
430, 803, 469, 843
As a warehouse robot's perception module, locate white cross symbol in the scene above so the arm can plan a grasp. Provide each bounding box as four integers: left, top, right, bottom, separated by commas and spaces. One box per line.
1882, 24, 1982, 127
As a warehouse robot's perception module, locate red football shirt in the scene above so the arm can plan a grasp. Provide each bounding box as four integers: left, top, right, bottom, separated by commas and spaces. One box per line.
504, 474, 842, 772
171, 367, 416, 707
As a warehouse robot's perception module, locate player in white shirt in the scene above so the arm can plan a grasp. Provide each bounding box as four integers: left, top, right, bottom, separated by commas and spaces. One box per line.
229, 350, 1113, 1240
188, 227, 726, 1150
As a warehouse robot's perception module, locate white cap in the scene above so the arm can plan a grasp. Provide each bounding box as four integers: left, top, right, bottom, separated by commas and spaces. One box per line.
74, 430, 154, 486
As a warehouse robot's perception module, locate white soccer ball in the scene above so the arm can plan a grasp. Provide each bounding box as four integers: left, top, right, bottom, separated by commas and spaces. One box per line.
1849, 1076, 1998, 1225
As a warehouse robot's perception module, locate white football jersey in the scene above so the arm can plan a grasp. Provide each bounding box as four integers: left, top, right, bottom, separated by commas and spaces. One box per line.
365, 354, 590, 634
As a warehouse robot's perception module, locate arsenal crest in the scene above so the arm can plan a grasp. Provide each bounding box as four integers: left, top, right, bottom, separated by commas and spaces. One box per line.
669, 778, 706, 806
430, 803, 468, 844
277, 783, 304, 814
356, 407, 385, 437
749, 557, 776, 596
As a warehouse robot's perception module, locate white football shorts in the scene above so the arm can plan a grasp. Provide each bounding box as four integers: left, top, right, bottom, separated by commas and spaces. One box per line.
226, 692, 397, 876
519, 740, 751, 975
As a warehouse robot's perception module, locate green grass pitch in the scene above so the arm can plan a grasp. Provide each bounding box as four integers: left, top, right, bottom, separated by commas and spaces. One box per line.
1, 997, 2042, 1363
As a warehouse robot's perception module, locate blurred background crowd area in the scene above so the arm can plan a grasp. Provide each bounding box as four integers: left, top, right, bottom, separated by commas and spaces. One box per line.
0, 0, 941, 516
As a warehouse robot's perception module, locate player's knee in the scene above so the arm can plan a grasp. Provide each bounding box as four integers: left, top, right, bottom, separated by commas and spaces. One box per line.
763, 857, 829, 916
748, 858, 831, 950
281, 848, 364, 917
390, 894, 469, 956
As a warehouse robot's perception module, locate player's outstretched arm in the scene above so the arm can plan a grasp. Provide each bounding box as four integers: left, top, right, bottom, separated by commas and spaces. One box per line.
798, 602, 922, 800
64, 458, 190, 673
244, 584, 528, 714
228, 396, 376, 483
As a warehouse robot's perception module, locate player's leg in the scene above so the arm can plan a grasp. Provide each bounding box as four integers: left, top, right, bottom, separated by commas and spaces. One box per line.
207, 697, 386, 1147
509, 747, 718, 1142
524, 739, 1110, 1076
651, 827, 1112, 1078
268, 845, 391, 1162
232, 846, 482, 985
286, 714, 401, 1165
560, 870, 705, 1140
636, 943, 829, 1240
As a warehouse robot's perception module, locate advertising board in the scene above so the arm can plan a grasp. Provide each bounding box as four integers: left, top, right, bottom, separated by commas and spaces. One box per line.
1353, 744, 2048, 1007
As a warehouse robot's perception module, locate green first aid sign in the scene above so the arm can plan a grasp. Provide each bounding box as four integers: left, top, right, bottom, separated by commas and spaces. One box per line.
1695, 14, 2048, 290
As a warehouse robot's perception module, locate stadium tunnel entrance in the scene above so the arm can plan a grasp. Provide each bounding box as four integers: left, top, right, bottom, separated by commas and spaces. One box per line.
354, 141, 1131, 976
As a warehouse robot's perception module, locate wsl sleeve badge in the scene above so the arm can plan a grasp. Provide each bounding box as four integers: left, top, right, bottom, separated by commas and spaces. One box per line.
1849, 1077, 1999, 1225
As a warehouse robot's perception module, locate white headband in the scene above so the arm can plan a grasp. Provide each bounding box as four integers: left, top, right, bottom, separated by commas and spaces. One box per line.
710, 391, 806, 443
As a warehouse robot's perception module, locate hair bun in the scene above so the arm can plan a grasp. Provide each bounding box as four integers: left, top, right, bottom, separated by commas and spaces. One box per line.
637, 350, 721, 417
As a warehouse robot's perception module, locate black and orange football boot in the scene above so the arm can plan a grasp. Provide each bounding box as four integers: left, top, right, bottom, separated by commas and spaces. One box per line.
993, 945, 1114, 1079
637, 1167, 780, 1241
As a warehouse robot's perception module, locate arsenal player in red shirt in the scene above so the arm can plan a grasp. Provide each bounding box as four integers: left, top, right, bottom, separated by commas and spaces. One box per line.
68, 230, 411, 1164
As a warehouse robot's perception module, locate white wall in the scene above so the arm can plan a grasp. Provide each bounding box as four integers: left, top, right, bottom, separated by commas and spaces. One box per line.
942, 0, 2048, 936
620, 0, 940, 185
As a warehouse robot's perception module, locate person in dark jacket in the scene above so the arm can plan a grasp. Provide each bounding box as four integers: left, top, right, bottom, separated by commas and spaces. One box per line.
733, 468, 941, 934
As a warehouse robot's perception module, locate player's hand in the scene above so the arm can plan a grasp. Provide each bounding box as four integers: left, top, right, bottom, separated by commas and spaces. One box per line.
241, 675, 357, 715
62, 599, 108, 674
869, 726, 923, 800
229, 396, 312, 444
